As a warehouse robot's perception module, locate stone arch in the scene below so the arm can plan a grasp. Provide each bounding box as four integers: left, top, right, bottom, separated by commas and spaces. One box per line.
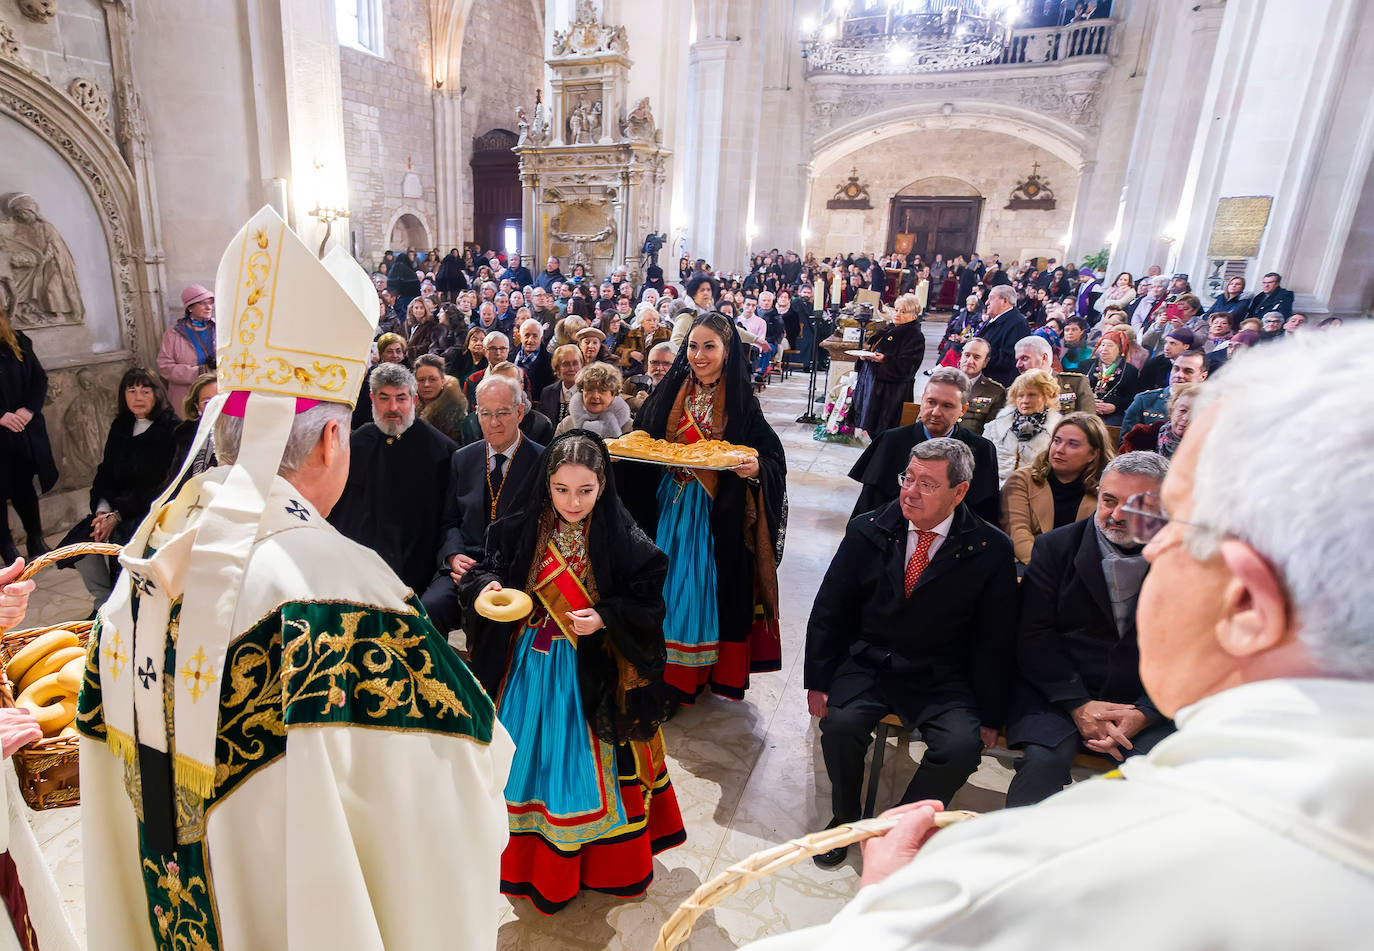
810, 99, 1089, 175
0, 59, 158, 360
896, 176, 981, 198
385, 208, 432, 250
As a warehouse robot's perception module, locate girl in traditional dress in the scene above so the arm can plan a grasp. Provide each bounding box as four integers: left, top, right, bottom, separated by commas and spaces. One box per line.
619, 312, 787, 703
460, 432, 684, 914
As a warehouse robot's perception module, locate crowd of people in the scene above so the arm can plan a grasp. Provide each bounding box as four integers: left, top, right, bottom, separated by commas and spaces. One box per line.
1, 216, 1370, 949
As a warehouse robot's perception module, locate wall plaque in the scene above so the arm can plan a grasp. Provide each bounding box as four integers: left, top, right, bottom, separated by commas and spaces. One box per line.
1207, 196, 1272, 258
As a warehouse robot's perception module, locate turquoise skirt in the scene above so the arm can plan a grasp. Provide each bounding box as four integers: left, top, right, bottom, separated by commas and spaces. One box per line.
655, 472, 719, 669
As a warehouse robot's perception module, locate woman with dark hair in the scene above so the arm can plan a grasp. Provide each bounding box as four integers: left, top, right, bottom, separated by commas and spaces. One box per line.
0, 304, 58, 562
459, 431, 684, 913
570, 262, 589, 285
60, 367, 178, 604
619, 312, 787, 702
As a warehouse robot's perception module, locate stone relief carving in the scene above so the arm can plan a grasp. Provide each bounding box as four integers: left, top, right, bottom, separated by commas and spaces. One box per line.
68, 78, 113, 137
17, 0, 56, 24
0, 19, 20, 63
56, 366, 114, 488
549, 199, 616, 268
551, 0, 629, 57
0, 193, 85, 328
805, 70, 1106, 140
566, 99, 602, 144
619, 97, 658, 144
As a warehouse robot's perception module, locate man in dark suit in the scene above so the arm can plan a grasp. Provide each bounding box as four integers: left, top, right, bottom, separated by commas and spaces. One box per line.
1245, 271, 1295, 322
420, 373, 543, 645
848, 367, 999, 525
955, 253, 984, 305
808, 438, 1019, 866
975, 285, 1032, 387
1004, 451, 1175, 807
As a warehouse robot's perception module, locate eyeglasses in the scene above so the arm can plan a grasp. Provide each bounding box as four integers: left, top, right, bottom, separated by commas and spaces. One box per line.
477, 409, 514, 421
1118, 492, 1216, 546
896, 473, 946, 494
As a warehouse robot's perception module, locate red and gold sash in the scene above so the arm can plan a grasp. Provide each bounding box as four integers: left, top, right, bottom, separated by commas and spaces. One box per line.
669, 381, 721, 496
532, 540, 596, 647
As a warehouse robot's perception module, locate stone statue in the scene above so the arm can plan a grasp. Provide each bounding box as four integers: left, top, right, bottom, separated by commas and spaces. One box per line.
567, 103, 586, 144
62, 367, 110, 483
551, 28, 569, 55
0, 193, 85, 328
620, 97, 657, 143
516, 106, 530, 146
587, 101, 603, 141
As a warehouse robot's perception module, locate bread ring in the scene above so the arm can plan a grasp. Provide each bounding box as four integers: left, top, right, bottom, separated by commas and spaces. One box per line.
56, 655, 86, 694
17, 673, 78, 737
475, 588, 534, 623
6, 630, 79, 685
16, 645, 87, 695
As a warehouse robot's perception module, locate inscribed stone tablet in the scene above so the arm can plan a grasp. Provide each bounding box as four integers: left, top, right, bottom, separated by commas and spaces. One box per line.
1207, 197, 1272, 258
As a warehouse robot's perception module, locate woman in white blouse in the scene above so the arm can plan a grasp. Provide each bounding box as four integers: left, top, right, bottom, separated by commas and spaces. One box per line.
983, 369, 1062, 485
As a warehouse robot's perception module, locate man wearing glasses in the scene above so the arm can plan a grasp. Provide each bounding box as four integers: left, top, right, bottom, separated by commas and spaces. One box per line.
749, 325, 1374, 950
421, 374, 543, 657
806, 438, 1018, 868
1003, 451, 1175, 807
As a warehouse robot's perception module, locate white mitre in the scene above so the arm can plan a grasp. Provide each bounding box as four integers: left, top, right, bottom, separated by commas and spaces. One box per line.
97, 206, 378, 795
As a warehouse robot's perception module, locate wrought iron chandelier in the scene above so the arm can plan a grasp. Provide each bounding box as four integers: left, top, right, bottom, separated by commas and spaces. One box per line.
801, 0, 1018, 75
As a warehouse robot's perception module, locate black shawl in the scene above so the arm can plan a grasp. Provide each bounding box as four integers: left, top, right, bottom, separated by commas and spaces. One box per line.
0, 331, 57, 497
619, 313, 788, 648
458, 430, 675, 743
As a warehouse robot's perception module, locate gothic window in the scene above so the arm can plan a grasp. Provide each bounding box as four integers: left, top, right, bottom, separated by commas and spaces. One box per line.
335, 0, 384, 57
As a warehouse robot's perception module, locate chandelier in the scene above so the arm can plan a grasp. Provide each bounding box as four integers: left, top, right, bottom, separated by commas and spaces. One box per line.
802, 0, 1018, 75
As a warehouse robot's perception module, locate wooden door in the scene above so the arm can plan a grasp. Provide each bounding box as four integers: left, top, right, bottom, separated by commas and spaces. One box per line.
471, 129, 521, 255
887, 197, 983, 262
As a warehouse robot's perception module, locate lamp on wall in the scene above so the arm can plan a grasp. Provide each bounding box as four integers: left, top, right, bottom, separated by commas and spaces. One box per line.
307, 161, 350, 258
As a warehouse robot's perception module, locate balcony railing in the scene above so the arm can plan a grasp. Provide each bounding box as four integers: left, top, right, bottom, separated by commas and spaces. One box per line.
804, 17, 1115, 75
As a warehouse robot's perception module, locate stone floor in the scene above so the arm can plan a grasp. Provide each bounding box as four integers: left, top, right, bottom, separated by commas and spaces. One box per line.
18, 326, 1021, 949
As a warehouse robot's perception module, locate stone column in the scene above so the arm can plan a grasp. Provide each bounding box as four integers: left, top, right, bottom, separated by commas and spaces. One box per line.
433, 88, 464, 247
1107, 0, 1224, 276
1063, 160, 1096, 263
682, 38, 729, 266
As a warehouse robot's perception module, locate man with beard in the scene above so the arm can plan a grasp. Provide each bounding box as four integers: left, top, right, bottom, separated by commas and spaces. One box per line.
1003, 452, 1175, 806
328, 362, 458, 593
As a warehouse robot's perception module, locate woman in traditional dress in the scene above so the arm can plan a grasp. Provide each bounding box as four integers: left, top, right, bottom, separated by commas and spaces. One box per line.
459, 432, 684, 914
618, 312, 787, 703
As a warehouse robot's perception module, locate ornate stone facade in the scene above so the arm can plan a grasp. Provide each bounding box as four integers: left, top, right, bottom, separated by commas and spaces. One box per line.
516, 4, 668, 281
67, 77, 112, 138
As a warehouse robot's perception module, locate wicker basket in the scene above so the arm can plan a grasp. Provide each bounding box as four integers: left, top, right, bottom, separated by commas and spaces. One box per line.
0, 542, 120, 810
653, 809, 978, 951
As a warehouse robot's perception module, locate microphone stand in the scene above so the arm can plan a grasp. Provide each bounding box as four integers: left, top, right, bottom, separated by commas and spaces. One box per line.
795, 306, 836, 425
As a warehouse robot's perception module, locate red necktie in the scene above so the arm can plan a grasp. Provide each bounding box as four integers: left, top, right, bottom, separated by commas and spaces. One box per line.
904, 530, 937, 597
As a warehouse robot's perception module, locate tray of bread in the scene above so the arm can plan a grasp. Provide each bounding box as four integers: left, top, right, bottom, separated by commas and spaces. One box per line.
607, 430, 758, 470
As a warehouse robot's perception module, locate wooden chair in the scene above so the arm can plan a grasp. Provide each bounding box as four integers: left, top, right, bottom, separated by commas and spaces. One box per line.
899, 402, 920, 427
1106, 424, 1121, 446
861, 713, 1116, 818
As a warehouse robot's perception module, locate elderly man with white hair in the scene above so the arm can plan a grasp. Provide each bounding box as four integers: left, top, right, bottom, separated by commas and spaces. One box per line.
974, 284, 1031, 387
747, 324, 1374, 950
328, 362, 458, 593
1013, 334, 1095, 415
421, 372, 543, 656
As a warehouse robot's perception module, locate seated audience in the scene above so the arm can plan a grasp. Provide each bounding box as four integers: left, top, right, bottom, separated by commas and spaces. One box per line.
1005, 452, 1175, 807
420, 373, 544, 635
166, 372, 219, 483
576, 326, 616, 366
1245, 271, 1294, 321
1205, 276, 1249, 320
329, 362, 457, 593
848, 368, 999, 525
618, 304, 671, 375
624, 340, 676, 413
446, 326, 487, 382
805, 438, 1018, 867
414, 352, 468, 443
938, 294, 983, 367
984, 370, 1062, 486
1136, 325, 1195, 391
955, 338, 1006, 436
537, 344, 583, 425
1013, 336, 1093, 415
514, 318, 554, 395
1086, 330, 1140, 427
459, 362, 554, 446
60, 368, 178, 605
1001, 412, 1114, 565
1121, 349, 1207, 435
554, 362, 632, 438
1121, 381, 1200, 458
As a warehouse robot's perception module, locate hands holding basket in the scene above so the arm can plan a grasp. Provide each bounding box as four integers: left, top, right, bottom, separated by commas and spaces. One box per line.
0, 559, 43, 754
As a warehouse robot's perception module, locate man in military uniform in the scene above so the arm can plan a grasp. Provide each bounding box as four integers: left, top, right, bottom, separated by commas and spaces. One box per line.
1013, 336, 1094, 415
1121, 349, 1208, 434
956, 338, 1005, 436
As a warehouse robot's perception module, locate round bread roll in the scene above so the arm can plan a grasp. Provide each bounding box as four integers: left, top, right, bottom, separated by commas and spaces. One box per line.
475, 588, 534, 623
56, 655, 86, 693
16, 673, 78, 737
16, 645, 86, 695
6, 630, 79, 685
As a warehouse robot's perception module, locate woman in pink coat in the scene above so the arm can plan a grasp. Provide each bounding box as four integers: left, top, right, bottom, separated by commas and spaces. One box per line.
156, 284, 216, 417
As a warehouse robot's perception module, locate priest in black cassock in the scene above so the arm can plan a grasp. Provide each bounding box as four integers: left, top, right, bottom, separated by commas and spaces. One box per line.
328, 362, 457, 593
849, 367, 999, 525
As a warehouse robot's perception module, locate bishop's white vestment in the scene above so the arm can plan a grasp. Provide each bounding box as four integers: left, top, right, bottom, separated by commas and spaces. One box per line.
77, 471, 514, 950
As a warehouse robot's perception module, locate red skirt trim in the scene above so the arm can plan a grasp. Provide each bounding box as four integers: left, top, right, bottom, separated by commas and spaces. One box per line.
501, 749, 686, 914
665, 610, 782, 703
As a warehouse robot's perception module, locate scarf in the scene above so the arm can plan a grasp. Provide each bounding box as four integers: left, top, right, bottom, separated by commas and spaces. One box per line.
1094, 520, 1149, 636
1010, 408, 1050, 441
1157, 418, 1181, 458
1093, 358, 1123, 396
